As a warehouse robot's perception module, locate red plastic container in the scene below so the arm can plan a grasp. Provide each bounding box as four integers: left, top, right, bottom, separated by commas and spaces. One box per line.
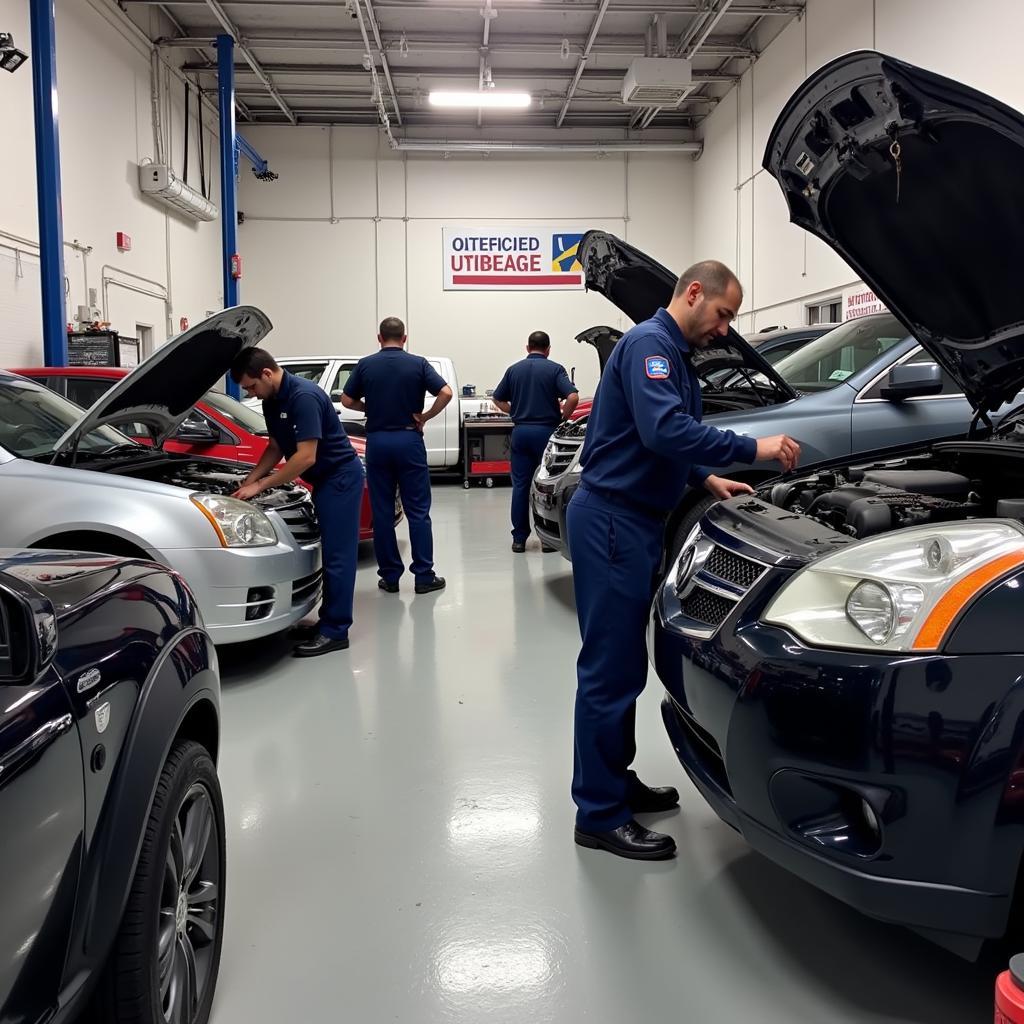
995, 954, 1024, 1023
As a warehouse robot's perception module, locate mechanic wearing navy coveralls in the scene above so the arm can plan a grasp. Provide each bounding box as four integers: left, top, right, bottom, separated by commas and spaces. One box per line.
492, 331, 580, 552
569, 261, 801, 861
231, 348, 364, 658
342, 317, 452, 595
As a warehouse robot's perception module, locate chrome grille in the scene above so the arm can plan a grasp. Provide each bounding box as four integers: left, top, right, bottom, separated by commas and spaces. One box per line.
542, 437, 581, 477
277, 498, 320, 545
679, 587, 735, 627
702, 546, 766, 589
292, 568, 323, 606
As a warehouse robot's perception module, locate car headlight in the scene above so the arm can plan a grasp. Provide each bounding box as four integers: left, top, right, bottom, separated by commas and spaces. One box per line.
191, 493, 277, 548
762, 521, 1024, 652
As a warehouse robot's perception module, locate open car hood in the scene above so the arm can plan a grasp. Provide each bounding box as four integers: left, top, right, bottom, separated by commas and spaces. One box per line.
576, 230, 796, 398
54, 306, 272, 455
764, 51, 1024, 417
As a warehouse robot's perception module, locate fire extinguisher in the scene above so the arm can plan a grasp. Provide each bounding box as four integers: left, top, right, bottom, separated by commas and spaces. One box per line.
230, 253, 242, 280
996, 955, 1024, 1023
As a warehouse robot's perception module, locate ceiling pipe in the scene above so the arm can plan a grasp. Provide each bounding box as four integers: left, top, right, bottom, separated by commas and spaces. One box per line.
360, 0, 403, 125
203, 0, 296, 122
557, 0, 612, 128
122, 0, 798, 13
392, 139, 701, 154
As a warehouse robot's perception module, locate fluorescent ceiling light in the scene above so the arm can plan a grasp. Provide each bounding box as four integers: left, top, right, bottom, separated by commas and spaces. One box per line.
429, 91, 531, 109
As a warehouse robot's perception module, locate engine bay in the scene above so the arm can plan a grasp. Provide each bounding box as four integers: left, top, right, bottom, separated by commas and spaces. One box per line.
762, 444, 1024, 540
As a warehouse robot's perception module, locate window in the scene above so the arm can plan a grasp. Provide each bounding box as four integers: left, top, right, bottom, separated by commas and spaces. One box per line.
772, 314, 907, 392
65, 376, 116, 409
861, 347, 961, 400
282, 362, 328, 384
328, 363, 357, 399
203, 390, 269, 435
807, 299, 841, 325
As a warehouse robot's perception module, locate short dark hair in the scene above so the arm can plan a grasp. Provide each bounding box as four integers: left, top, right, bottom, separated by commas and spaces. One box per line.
230, 347, 278, 383
672, 260, 743, 301
527, 331, 550, 351
379, 316, 406, 341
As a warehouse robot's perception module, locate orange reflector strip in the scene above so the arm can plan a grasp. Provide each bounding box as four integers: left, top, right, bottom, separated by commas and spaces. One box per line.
190, 498, 228, 548
912, 549, 1024, 650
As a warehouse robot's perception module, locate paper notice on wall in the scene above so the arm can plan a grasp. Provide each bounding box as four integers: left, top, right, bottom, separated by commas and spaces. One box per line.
443, 226, 588, 290
841, 284, 888, 321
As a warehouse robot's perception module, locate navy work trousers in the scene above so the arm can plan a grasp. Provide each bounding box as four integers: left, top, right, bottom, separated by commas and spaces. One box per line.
567, 485, 664, 832
312, 459, 365, 641
366, 430, 435, 584
510, 423, 555, 544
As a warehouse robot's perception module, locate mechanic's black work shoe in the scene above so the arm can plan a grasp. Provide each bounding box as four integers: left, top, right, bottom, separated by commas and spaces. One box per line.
378, 579, 399, 594
630, 784, 680, 814
512, 541, 527, 553
293, 633, 350, 657
541, 545, 557, 553
415, 575, 447, 595
574, 819, 676, 860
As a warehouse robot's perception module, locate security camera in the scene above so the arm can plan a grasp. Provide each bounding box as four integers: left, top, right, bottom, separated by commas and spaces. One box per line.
0, 33, 28, 73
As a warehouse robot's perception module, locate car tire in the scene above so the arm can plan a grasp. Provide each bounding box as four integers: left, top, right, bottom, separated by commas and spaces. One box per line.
667, 495, 716, 565
96, 740, 226, 1024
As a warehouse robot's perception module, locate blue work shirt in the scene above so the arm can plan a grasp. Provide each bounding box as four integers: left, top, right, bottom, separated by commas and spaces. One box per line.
493, 353, 578, 427
579, 308, 757, 514
343, 349, 447, 433
262, 371, 357, 485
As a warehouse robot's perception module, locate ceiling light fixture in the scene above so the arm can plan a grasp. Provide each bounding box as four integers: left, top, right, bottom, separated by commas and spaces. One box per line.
560, 37, 570, 60
428, 91, 531, 109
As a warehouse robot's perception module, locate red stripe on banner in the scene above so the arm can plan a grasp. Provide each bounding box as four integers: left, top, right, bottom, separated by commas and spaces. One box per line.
452, 274, 582, 285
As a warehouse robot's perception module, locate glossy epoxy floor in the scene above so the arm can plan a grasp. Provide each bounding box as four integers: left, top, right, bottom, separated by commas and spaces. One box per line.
213, 485, 996, 1024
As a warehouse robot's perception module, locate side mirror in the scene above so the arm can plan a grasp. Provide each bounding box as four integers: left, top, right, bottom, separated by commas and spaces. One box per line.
330, 390, 344, 403
880, 362, 943, 402
176, 420, 219, 444
0, 575, 58, 684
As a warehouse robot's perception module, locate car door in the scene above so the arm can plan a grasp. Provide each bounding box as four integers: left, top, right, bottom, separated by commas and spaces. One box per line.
422, 359, 449, 467
851, 346, 975, 452
326, 361, 361, 423
0, 629, 83, 1019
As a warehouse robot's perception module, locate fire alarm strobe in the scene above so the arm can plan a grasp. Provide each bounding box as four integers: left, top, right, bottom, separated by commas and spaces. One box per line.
230, 253, 242, 280
116, 231, 132, 252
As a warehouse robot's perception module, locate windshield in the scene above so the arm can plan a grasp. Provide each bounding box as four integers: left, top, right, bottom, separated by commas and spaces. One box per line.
203, 389, 269, 435
771, 314, 908, 392
0, 376, 136, 458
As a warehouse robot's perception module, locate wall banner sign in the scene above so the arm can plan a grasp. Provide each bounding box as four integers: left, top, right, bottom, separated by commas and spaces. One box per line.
841, 284, 888, 321
443, 226, 587, 290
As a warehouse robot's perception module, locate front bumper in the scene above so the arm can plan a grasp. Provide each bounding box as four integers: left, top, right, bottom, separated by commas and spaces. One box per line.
165, 537, 321, 644
530, 472, 579, 559
651, 533, 1024, 951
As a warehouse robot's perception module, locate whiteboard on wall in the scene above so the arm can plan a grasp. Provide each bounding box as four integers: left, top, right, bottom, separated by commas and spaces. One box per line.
0, 248, 43, 367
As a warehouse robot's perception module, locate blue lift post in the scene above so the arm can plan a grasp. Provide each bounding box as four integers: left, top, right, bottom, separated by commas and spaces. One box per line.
217, 33, 241, 398
30, 0, 67, 367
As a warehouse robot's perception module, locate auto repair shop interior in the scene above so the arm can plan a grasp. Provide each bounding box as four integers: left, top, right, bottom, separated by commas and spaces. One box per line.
5, 1, 1024, 1022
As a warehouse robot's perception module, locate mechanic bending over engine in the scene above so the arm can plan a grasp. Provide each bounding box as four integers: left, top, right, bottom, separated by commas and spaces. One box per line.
569, 260, 801, 861
231, 347, 364, 657
492, 330, 580, 553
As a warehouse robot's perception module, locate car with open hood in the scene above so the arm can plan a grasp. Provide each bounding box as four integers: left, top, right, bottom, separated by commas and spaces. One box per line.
10, 365, 399, 544
0, 548, 224, 1024
652, 51, 1024, 957
531, 229, 1020, 562
0, 307, 322, 644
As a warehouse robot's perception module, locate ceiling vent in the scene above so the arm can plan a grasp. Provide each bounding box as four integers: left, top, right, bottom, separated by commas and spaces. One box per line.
138, 164, 218, 222
621, 57, 694, 107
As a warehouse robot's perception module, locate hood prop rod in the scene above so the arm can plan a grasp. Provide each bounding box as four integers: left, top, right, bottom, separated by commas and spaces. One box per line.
969, 407, 993, 440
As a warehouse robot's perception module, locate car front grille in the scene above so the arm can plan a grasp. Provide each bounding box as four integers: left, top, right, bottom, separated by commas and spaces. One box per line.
534, 512, 560, 537
277, 498, 320, 545
679, 586, 735, 627
702, 546, 766, 589
542, 438, 581, 478
292, 568, 323, 606
675, 536, 769, 638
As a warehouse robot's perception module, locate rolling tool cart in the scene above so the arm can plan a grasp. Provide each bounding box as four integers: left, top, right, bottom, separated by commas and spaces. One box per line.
462, 413, 513, 488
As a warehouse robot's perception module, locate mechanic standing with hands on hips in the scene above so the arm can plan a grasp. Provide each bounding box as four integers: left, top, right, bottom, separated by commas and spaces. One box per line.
342, 317, 452, 595
569, 261, 801, 861
492, 330, 580, 553
231, 348, 364, 657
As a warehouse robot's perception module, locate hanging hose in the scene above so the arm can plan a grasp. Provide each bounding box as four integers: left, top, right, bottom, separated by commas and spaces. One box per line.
197, 84, 208, 199
183, 79, 190, 185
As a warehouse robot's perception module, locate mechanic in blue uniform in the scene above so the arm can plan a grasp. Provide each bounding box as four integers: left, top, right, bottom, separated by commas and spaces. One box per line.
342, 316, 452, 595
492, 331, 580, 553
569, 261, 801, 860
231, 348, 363, 657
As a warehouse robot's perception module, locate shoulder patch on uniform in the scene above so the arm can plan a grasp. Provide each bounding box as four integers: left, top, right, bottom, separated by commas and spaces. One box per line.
645, 355, 670, 380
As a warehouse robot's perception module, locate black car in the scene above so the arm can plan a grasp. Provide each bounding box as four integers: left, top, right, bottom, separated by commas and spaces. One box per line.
652, 51, 1024, 958
0, 550, 224, 1021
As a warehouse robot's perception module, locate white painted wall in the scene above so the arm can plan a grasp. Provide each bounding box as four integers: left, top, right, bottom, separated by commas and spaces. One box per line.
696, 0, 1024, 335
238, 127, 694, 399
0, 0, 223, 367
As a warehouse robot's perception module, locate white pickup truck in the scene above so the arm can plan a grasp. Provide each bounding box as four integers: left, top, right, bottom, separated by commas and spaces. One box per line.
247, 355, 464, 470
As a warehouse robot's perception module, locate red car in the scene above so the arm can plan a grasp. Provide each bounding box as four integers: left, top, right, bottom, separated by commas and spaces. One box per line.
12, 366, 390, 541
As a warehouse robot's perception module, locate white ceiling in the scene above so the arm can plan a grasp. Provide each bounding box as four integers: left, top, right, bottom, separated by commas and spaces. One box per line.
125, 0, 805, 141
